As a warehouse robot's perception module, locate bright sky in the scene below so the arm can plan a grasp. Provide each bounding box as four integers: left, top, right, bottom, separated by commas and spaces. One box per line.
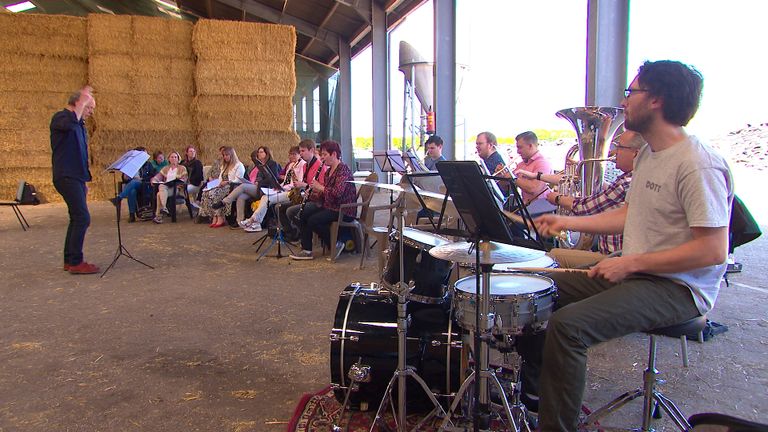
351, 0, 768, 142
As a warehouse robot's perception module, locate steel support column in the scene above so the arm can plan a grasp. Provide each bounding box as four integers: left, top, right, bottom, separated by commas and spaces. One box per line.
319, 78, 330, 141
586, 0, 629, 107
434, 0, 456, 159
372, 1, 388, 177
338, 39, 355, 167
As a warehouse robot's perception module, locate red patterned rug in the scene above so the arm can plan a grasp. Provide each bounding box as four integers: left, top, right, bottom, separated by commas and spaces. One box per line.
286, 387, 444, 432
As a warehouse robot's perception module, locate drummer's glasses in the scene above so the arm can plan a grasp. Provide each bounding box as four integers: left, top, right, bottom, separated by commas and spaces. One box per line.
624, 87, 649, 98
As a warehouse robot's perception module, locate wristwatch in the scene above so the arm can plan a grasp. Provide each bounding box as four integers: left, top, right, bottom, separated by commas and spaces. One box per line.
536, 172, 543, 181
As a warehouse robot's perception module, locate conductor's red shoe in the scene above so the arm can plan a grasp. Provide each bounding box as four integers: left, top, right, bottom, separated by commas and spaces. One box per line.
68, 262, 100, 274
63, 264, 71, 271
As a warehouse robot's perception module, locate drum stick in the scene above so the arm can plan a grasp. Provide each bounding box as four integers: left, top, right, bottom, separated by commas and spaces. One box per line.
513, 267, 589, 274
502, 210, 526, 225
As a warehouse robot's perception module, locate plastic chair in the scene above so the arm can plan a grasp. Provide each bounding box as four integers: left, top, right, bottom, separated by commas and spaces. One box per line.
329, 172, 378, 262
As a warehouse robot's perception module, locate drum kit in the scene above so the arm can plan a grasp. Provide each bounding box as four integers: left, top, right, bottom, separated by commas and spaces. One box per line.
330, 173, 559, 432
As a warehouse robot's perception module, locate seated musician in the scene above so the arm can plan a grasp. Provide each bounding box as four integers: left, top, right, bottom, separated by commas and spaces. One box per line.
199, 146, 245, 228
150, 151, 188, 224
213, 146, 280, 225
279, 139, 326, 240
475, 131, 511, 197
520, 60, 733, 431
180, 145, 204, 211
109, 146, 155, 223
239, 145, 306, 232
511, 131, 554, 214
517, 130, 645, 268
290, 140, 356, 261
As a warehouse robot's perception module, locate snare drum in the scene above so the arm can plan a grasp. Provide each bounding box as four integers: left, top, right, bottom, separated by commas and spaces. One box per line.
382, 228, 453, 303
453, 273, 556, 335
493, 255, 557, 273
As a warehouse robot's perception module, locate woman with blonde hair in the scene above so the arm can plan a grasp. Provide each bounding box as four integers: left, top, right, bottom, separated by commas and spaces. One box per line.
151, 151, 188, 224
199, 146, 245, 228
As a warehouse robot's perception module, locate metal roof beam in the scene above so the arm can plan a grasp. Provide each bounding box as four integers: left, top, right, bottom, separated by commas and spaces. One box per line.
335, 0, 372, 23
215, 0, 340, 54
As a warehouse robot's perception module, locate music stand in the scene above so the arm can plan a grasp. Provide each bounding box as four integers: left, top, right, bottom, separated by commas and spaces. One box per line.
435, 160, 534, 432
374, 150, 407, 204
252, 163, 297, 259
102, 150, 155, 278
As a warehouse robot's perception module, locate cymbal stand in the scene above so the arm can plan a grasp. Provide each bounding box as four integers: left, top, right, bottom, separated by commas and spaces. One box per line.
438, 241, 521, 432
369, 195, 447, 432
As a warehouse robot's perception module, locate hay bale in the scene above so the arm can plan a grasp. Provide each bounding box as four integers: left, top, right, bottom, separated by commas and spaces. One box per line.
132, 16, 193, 59
87, 14, 132, 55
88, 54, 134, 94
133, 57, 195, 95
0, 13, 87, 59
192, 95, 292, 131
192, 20, 295, 62
195, 59, 296, 97
0, 91, 72, 129
0, 54, 87, 93
197, 130, 299, 162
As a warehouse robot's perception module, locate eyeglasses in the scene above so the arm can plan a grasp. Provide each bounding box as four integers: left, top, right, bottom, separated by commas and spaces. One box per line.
624, 88, 649, 98
611, 141, 635, 151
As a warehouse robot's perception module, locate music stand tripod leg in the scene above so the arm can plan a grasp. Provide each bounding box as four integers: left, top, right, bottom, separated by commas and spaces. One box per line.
101, 171, 154, 278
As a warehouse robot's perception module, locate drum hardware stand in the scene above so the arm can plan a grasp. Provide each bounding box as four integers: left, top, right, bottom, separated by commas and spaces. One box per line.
333, 357, 371, 432
428, 162, 540, 432
369, 194, 448, 432
438, 254, 523, 432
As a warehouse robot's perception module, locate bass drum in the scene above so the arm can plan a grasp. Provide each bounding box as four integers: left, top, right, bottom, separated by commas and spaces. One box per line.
329, 284, 461, 411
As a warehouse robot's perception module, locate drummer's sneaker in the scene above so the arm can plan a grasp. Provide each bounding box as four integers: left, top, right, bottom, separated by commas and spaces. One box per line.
290, 250, 313, 260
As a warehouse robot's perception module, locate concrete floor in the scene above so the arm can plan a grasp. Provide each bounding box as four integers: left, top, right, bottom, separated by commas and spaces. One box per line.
0, 197, 766, 431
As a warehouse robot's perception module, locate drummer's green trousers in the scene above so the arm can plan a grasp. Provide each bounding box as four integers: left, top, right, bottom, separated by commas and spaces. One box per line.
526, 273, 700, 432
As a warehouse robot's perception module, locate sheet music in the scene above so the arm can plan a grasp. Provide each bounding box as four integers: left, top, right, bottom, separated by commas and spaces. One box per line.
105, 150, 150, 178
203, 178, 221, 191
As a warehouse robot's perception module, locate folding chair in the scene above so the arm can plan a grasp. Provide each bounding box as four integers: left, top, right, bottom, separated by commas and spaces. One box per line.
0, 180, 32, 231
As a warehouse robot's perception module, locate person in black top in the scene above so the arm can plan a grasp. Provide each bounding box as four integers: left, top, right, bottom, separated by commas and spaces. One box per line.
181, 145, 204, 210
50, 87, 99, 274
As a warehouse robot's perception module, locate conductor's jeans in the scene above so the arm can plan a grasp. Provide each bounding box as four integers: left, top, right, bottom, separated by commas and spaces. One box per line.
517, 272, 700, 432
54, 177, 90, 267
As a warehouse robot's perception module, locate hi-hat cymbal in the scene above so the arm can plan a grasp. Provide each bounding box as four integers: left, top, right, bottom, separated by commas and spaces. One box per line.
429, 240, 545, 264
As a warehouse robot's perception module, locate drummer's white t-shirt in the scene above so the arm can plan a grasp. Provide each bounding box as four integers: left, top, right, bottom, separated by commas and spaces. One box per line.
623, 135, 733, 315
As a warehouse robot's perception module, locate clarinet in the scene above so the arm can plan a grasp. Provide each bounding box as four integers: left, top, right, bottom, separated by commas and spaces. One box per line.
297, 159, 324, 220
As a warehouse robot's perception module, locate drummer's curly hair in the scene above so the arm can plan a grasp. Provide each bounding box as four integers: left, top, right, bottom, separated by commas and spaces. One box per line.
636, 60, 703, 126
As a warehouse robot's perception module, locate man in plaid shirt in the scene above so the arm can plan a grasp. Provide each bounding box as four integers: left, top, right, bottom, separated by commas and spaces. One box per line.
517, 130, 646, 267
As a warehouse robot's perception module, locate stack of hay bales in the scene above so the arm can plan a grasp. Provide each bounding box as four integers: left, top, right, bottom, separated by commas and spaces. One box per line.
0, 14, 88, 202
87, 14, 195, 199
192, 20, 298, 164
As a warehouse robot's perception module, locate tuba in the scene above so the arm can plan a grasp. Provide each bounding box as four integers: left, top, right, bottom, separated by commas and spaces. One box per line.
554, 107, 624, 249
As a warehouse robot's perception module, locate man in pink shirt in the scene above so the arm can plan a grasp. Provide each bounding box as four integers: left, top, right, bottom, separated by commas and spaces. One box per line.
513, 131, 554, 214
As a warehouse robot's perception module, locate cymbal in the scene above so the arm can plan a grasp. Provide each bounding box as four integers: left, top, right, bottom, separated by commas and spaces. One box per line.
429, 240, 545, 264
349, 179, 460, 219
349, 180, 405, 193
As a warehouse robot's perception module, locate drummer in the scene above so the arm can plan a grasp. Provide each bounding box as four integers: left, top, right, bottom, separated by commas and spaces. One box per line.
517, 130, 646, 268
522, 60, 733, 432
